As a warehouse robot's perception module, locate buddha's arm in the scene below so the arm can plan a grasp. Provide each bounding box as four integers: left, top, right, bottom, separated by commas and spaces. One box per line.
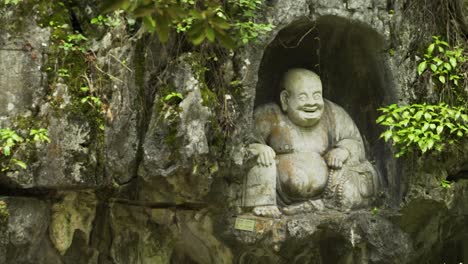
249, 104, 279, 166
251, 104, 278, 144
327, 102, 366, 164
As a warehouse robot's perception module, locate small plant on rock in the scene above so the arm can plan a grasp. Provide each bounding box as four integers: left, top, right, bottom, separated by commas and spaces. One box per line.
417, 36, 467, 104
0, 127, 50, 171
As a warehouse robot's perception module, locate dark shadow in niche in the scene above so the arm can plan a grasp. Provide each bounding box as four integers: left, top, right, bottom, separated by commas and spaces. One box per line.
256, 15, 402, 204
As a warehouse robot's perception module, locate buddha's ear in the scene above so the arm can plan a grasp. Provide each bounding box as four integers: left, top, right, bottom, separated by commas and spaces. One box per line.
280, 90, 289, 112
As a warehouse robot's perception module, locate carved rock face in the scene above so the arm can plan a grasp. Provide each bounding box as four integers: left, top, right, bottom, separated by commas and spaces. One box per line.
281, 70, 324, 127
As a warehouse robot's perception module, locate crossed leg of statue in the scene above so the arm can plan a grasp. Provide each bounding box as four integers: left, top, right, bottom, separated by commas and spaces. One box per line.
324, 163, 378, 210
243, 161, 378, 217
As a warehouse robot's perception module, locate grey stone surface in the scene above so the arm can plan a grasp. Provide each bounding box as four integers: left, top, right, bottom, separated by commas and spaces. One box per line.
108, 203, 176, 264
138, 53, 213, 203
100, 27, 143, 185
228, 210, 412, 264
0, 197, 61, 264
109, 204, 232, 264
0, 7, 50, 126
346, 0, 373, 10
49, 191, 97, 255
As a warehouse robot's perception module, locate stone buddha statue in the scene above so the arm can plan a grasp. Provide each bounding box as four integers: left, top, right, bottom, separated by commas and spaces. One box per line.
243, 68, 378, 218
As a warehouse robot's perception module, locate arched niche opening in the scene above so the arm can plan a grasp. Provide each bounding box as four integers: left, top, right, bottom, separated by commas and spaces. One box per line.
256, 15, 400, 201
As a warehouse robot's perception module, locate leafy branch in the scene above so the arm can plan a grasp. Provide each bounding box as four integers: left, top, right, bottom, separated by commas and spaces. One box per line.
376, 103, 468, 157
101, 0, 274, 48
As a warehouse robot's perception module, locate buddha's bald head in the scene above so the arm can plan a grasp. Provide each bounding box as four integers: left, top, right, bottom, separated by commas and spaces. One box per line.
280, 68, 324, 127
281, 68, 322, 93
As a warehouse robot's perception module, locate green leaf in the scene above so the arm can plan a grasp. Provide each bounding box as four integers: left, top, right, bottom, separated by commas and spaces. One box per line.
166, 7, 186, 20
381, 130, 393, 142
422, 123, 429, 132
439, 40, 449, 47
205, 27, 215, 42
376, 115, 386, 124
439, 75, 446, 84
154, 14, 170, 42
3, 146, 10, 156
11, 159, 27, 169
191, 31, 206, 45
211, 17, 231, 30
443, 62, 452, 71
433, 57, 443, 65
189, 9, 203, 19
414, 111, 423, 121
427, 43, 435, 55
187, 21, 205, 37
142, 16, 156, 33
436, 126, 444, 134
101, 0, 130, 13
418, 61, 427, 75
424, 112, 432, 121
133, 4, 155, 17
430, 64, 437, 72
419, 141, 428, 153
427, 139, 434, 150
450, 57, 457, 68
214, 30, 236, 49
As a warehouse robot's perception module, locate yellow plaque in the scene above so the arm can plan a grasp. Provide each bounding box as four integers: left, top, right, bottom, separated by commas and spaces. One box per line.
234, 217, 256, 232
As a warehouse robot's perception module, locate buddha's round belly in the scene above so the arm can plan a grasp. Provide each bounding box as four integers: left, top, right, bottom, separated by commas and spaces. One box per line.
277, 152, 328, 199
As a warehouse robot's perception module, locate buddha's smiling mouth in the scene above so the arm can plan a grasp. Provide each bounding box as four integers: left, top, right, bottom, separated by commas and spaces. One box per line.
301, 106, 318, 113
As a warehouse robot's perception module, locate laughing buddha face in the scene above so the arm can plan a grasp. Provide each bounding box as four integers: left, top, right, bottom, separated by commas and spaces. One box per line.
280, 69, 324, 127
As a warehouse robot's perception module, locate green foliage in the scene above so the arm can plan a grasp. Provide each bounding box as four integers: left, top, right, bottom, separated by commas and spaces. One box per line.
440, 179, 452, 189
79, 86, 106, 131
38, 1, 108, 135
0, 128, 23, 157
90, 13, 123, 28
58, 33, 88, 53
160, 90, 183, 121
30, 128, 50, 143
0, 127, 50, 171
57, 68, 70, 78
417, 36, 466, 103
101, 0, 274, 48
376, 103, 468, 157
2, 0, 21, 5
227, 0, 274, 44
163, 92, 183, 102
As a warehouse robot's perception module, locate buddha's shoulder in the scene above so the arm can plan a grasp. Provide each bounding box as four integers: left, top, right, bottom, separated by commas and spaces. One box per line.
254, 103, 282, 116
324, 99, 351, 118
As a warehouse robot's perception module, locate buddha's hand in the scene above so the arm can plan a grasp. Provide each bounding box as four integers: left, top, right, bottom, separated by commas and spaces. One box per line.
325, 148, 349, 169
249, 143, 276, 167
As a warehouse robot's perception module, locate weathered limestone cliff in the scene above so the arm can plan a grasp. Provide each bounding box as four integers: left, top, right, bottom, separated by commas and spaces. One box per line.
0, 0, 467, 263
